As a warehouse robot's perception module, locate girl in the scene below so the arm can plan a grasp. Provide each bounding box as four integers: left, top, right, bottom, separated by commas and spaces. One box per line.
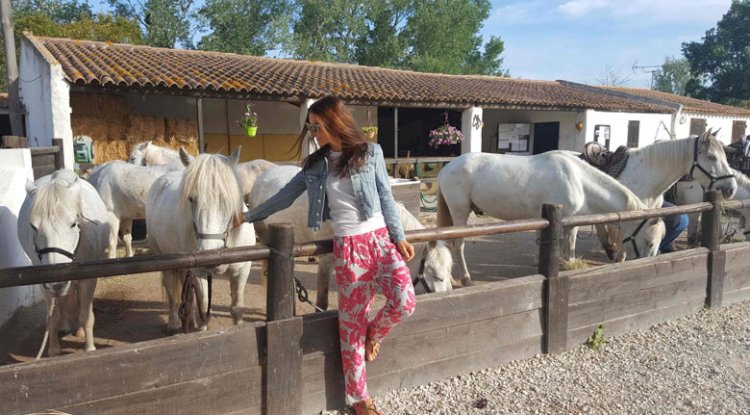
244, 96, 416, 415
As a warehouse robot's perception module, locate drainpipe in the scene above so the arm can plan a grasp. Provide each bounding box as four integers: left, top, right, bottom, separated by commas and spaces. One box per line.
670, 104, 683, 139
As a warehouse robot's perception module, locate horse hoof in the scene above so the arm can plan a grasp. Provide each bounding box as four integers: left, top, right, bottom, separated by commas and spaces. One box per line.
230, 306, 245, 325
462, 278, 475, 287
166, 326, 182, 336
84, 345, 96, 352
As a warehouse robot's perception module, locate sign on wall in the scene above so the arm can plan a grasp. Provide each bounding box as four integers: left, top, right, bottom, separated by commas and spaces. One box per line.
594, 124, 611, 149
497, 123, 530, 152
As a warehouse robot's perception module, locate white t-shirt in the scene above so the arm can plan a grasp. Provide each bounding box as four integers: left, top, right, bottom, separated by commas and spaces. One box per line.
325, 152, 386, 237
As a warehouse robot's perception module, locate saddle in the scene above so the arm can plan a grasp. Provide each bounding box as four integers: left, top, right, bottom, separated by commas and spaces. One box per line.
579, 142, 630, 178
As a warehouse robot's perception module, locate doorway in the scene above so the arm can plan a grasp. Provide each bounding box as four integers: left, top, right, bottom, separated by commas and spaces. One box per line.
533, 122, 559, 154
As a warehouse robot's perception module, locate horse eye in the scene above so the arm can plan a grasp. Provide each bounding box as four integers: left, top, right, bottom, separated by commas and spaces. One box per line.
188, 196, 194, 203
709, 155, 718, 161
29, 224, 37, 231
70, 222, 78, 228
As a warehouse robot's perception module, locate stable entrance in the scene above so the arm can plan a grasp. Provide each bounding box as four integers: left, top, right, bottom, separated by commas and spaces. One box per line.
533, 122, 559, 154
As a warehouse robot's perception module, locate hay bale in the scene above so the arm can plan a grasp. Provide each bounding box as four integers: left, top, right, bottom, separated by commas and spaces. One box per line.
94, 139, 132, 163
126, 115, 166, 141
71, 116, 109, 142
165, 117, 198, 143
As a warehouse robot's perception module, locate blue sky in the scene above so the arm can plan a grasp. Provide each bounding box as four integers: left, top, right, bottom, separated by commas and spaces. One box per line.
89, 0, 733, 88
485, 0, 733, 87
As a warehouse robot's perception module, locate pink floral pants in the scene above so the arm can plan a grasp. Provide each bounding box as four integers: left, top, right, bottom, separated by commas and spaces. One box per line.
334, 227, 416, 405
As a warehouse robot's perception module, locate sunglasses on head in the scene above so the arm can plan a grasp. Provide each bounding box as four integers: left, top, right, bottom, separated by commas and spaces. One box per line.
305, 122, 321, 133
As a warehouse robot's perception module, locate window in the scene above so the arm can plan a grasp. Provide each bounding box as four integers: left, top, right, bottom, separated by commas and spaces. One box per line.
627, 120, 640, 148
689, 118, 706, 136
732, 120, 747, 143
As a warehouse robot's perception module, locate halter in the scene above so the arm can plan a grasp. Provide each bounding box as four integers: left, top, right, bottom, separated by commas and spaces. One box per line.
620, 219, 649, 259
412, 255, 433, 294
34, 220, 82, 262
192, 219, 234, 248
689, 135, 735, 190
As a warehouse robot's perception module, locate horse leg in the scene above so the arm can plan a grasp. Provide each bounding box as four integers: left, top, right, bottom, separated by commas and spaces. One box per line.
687, 212, 701, 246
162, 270, 182, 334
107, 214, 120, 259
196, 270, 210, 332
230, 264, 250, 325
120, 217, 134, 257
76, 280, 97, 352
559, 227, 578, 266
316, 254, 334, 311
447, 207, 473, 286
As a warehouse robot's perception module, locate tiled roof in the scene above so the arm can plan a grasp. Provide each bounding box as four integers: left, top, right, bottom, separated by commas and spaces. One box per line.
599, 86, 750, 117
26, 34, 675, 113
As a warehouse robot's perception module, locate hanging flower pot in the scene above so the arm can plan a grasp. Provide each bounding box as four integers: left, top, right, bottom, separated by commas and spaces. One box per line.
238, 102, 259, 138
245, 126, 258, 137
362, 126, 378, 141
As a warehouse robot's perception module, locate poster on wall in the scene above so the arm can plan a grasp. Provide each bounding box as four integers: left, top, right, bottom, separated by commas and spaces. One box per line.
497, 123, 530, 152
594, 124, 611, 149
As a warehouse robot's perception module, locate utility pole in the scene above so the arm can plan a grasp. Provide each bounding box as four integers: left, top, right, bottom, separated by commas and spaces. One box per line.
1, 0, 24, 136
632, 61, 661, 89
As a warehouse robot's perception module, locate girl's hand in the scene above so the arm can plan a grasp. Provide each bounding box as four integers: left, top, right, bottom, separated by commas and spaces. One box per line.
396, 240, 415, 262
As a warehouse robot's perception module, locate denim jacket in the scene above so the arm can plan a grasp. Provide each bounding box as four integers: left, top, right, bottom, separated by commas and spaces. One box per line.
244, 143, 406, 243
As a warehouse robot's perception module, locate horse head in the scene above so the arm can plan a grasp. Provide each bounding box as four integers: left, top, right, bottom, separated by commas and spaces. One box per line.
608, 217, 665, 262
692, 129, 738, 199
23, 170, 84, 296
128, 140, 152, 165
418, 240, 454, 293
179, 147, 243, 274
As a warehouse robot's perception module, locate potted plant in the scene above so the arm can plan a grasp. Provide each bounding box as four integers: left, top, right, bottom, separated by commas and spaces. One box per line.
362, 126, 378, 141
239, 103, 259, 137
427, 124, 464, 148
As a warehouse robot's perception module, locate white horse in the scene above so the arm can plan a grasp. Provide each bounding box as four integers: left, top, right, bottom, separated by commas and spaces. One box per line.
671, 168, 750, 244
579, 130, 737, 257
87, 161, 180, 258
437, 151, 666, 285
17, 170, 111, 356
248, 165, 454, 310
129, 140, 276, 204
146, 148, 255, 333
129, 141, 182, 167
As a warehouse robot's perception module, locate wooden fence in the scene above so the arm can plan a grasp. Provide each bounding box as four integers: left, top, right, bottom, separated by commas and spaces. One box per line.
1, 193, 749, 414
1, 135, 65, 179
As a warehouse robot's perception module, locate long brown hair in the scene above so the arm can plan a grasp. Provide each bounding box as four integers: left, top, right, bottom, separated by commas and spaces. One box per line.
295, 96, 369, 177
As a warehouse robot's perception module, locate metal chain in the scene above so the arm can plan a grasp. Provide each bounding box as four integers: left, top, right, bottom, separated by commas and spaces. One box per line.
294, 277, 326, 312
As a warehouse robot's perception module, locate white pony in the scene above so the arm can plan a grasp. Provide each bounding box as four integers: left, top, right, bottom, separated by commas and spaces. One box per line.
129, 140, 276, 204
17, 170, 111, 356
146, 148, 255, 332
88, 161, 180, 258
671, 168, 750, 244
248, 166, 454, 309
577, 130, 737, 257
437, 151, 666, 285
129, 140, 182, 167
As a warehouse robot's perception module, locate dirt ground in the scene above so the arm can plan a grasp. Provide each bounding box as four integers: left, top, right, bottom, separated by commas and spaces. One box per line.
4, 212, 683, 364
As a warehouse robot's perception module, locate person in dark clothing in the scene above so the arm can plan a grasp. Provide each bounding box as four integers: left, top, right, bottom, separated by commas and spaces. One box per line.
660, 201, 689, 253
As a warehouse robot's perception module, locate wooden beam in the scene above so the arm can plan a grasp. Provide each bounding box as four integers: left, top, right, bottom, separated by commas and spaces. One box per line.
266, 223, 295, 321
701, 190, 725, 308
266, 318, 303, 415
539, 203, 568, 354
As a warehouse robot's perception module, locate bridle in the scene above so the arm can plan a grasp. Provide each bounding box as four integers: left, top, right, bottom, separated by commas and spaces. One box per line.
412, 255, 433, 293
620, 219, 650, 259
33, 221, 82, 262
192, 217, 240, 248
689, 136, 734, 190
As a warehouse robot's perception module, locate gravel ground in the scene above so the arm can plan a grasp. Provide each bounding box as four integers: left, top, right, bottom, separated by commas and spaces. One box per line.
322, 300, 750, 415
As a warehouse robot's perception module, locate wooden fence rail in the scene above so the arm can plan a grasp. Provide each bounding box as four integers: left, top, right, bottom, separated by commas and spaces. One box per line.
0, 190, 741, 415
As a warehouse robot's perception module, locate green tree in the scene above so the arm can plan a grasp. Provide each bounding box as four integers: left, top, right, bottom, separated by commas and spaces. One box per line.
682, 0, 750, 103
196, 0, 293, 55
652, 57, 691, 95
291, 0, 368, 63
13, 0, 92, 23
107, 0, 195, 48
355, 0, 411, 68
401, 0, 506, 75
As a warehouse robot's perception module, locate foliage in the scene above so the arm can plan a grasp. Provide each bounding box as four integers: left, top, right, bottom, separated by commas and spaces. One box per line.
653, 57, 691, 96
290, 0, 368, 63
239, 103, 258, 128
362, 126, 378, 134
12, 0, 93, 23
196, 0, 293, 55
355, 0, 412, 68
586, 324, 608, 351
107, 0, 196, 48
428, 124, 464, 148
682, 0, 750, 104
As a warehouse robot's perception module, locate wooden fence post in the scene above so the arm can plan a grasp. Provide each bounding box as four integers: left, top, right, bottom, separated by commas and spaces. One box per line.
539, 203, 568, 354
52, 138, 64, 171
701, 190, 725, 308
265, 223, 302, 415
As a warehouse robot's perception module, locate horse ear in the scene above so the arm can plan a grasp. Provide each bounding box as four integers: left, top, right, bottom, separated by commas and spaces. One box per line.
145, 140, 152, 147
25, 179, 36, 194
229, 146, 242, 166
712, 127, 721, 137
428, 240, 437, 249
179, 147, 194, 167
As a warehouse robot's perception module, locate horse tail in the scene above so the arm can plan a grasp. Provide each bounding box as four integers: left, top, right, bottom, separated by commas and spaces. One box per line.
436, 188, 453, 227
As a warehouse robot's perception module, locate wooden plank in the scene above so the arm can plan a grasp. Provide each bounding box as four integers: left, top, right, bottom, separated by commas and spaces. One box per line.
52, 138, 65, 170
566, 249, 708, 303
266, 317, 303, 415
721, 243, 750, 273
57, 367, 263, 415
723, 287, 750, 305
724, 266, 750, 292
539, 204, 566, 354
567, 297, 706, 346
267, 224, 295, 321
0, 323, 265, 414
300, 351, 345, 414
30, 147, 60, 156
707, 250, 726, 308
568, 277, 707, 330
1, 135, 28, 148
301, 310, 339, 354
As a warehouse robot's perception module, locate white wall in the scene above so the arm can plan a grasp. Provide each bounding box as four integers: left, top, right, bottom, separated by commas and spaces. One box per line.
482, 109, 582, 153
0, 150, 41, 331
674, 113, 750, 145
584, 110, 673, 149
19, 38, 73, 168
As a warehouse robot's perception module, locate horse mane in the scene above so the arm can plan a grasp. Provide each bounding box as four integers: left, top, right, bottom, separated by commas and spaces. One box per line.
396, 202, 425, 231
179, 153, 244, 224
733, 168, 750, 191
630, 136, 693, 171
29, 171, 81, 231
568, 155, 645, 211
